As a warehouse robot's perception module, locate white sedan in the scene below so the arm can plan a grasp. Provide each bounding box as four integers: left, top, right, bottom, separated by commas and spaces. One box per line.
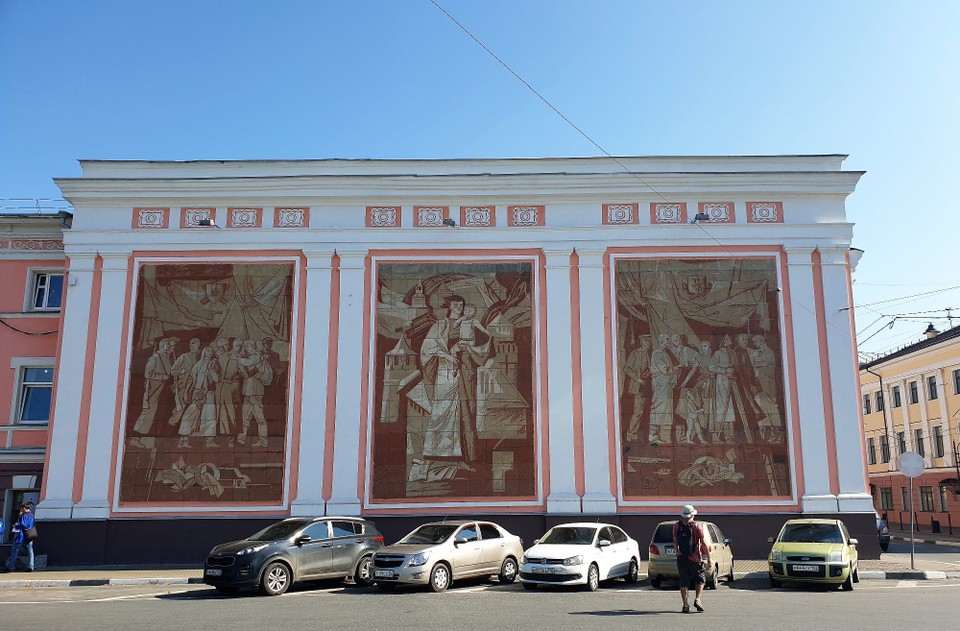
519, 522, 641, 591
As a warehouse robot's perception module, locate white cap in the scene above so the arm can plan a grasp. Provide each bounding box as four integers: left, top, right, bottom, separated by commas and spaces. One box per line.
680, 504, 697, 518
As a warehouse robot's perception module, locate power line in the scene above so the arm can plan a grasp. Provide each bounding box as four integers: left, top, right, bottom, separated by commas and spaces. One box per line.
854, 285, 960, 309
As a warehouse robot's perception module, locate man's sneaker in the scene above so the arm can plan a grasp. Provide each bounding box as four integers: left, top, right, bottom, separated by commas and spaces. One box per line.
694, 600, 704, 612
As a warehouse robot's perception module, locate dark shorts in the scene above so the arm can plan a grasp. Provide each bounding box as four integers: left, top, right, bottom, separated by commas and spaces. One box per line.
677, 556, 705, 588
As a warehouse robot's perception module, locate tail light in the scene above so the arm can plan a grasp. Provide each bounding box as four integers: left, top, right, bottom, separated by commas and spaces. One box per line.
374, 535, 384, 544
649, 544, 660, 555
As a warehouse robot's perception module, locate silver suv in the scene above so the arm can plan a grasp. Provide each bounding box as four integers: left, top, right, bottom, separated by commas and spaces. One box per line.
372, 520, 524, 592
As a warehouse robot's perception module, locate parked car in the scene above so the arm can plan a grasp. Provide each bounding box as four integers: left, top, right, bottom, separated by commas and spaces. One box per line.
876, 513, 891, 552
371, 520, 524, 592
203, 516, 384, 596
647, 519, 735, 589
768, 518, 859, 590
519, 522, 641, 591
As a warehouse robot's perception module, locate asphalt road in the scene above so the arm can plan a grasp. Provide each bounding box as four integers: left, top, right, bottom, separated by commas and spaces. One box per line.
1, 577, 959, 631
885, 537, 960, 571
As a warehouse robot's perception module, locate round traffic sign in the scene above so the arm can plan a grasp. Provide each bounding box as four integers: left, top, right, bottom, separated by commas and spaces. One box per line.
898, 451, 925, 478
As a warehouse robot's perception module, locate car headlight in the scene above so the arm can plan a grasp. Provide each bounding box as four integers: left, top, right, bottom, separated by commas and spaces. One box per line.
238, 544, 268, 556
408, 552, 431, 567
828, 550, 843, 562
521, 555, 529, 564
770, 549, 783, 561
563, 555, 583, 566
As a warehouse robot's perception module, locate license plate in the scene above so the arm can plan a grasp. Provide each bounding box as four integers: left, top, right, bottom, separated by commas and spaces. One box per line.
532, 566, 559, 574
792, 564, 818, 572
205, 568, 222, 577
666, 547, 676, 556
374, 570, 394, 578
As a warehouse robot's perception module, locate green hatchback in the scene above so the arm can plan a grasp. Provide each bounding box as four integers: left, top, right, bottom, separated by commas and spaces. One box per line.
768, 519, 859, 590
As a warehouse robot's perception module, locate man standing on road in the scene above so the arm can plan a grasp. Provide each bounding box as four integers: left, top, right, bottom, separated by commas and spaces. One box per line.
673, 504, 711, 613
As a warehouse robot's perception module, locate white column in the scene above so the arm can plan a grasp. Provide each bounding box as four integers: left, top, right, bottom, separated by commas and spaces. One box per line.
291, 250, 335, 516
898, 378, 911, 470
543, 248, 580, 513
37, 253, 97, 519
882, 381, 896, 473
576, 249, 616, 513
917, 373, 933, 467
74, 253, 131, 518
784, 247, 836, 513
937, 368, 955, 467
326, 251, 367, 515
819, 247, 873, 512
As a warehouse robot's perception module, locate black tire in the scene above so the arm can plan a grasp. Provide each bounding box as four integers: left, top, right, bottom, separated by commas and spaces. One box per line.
215, 585, 240, 596
625, 558, 639, 584
842, 565, 854, 591
650, 576, 662, 589
585, 563, 600, 591
260, 561, 291, 596
769, 574, 781, 589
522, 581, 538, 590
428, 563, 450, 593
727, 559, 735, 582
706, 564, 719, 590
353, 555, 374, 587
499, 557, 518, 584
376, 582, 396, 592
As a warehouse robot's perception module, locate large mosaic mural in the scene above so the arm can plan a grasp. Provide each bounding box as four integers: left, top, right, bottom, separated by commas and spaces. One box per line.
120, 263, 293, 504
370, 262, 536, 501
615, 258, 791, 498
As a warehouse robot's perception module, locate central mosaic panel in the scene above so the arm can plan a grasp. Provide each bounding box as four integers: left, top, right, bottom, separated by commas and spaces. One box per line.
370, 261, 536, 500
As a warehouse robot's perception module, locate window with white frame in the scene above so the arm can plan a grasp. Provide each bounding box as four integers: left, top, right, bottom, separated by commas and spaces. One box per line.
863, 394, 871, 415
909, 381, 919, 404
901, 486, 909, 510
915, 428, 925, 457
893, 385, 902, 407
920, 486, 935, 512
10, 359, 55, 424
879, 487, 893, 511
875, 391, 884, 411
27, 270, 64, 311
928, 376, 938, 400
939, 484, 949, 512
867, 437, 876, 465
934, 425, 944, 458
954, 368, 960, 396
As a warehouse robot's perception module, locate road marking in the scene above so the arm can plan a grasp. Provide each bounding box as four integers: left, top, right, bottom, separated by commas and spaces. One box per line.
0, 590, 175, 605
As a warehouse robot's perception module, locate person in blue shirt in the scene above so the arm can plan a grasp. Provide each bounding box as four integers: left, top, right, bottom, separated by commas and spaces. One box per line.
2, 503, 35, 572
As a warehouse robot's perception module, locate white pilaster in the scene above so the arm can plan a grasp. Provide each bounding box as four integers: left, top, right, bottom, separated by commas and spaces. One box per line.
819, 247, 873, 512
326, 251, 367, 515
898, 378, 911, 470
37, 253, 97, 519
543, 248, 580, 513
917, 372, 933, 467
75, 253, 131, 519
291, 250, 335, 516
576, 249, 616, 514
785, 248, 836, 513
937, 368, 955, 467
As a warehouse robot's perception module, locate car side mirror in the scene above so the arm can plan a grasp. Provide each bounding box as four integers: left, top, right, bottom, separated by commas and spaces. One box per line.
598, 539, 611, 548
295, 535, 312, 546
849, 538, 858, 546
767, 537, 774, 543
455, 536, 469, 546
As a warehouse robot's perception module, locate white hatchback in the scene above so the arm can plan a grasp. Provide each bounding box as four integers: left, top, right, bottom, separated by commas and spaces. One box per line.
519, 522, 641, 591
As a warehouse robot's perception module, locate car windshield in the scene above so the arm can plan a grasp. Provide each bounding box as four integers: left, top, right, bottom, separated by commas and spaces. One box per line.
540, 527, 597, 545
779, 523, 843, 544
248, 520, 308, 542
399, 524, 459, 545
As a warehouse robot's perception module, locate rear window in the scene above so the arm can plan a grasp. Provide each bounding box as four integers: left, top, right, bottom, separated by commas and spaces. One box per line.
653, 523, 675, 543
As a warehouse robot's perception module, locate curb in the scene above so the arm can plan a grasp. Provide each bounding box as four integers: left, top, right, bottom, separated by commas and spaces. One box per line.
891, 534, 960, 548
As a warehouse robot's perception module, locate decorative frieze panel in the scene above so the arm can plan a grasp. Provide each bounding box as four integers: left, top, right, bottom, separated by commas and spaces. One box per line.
507, 205, 544, 227
274, 207, 308, 228
747, 202, 784, 223
698, 202, 735, 224
367, 206, 401, 228
0, 239, 65, 250
180, 208, 216, 229
415, 206, 449, 228
460, 206, 495, 227
228, 207, 263, 228
133, 207, 170, 230
650, 202, 688, 224
602, 203, 639, 225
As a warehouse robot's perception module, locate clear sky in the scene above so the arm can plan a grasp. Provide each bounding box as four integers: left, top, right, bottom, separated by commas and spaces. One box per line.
1, 1, 957, 358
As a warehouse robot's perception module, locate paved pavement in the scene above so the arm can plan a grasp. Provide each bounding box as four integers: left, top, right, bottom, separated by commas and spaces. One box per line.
2, 534, 958, 589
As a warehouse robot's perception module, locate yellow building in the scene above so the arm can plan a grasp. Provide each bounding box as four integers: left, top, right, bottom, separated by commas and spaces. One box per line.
861, 325, 960, 533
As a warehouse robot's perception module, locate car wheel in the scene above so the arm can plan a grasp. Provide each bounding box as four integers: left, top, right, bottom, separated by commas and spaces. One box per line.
429, 563, 450, 593
727, 559, 735, 582
769, 574, 781, 589
376, 582, 396, 592
585, 563, 600, 592
706, 564, 719, 590
215, 586, 239, 596
650, 576, 662, 589
353, 555, 374, 587
260, 562, 291, 596
853, 563, 860, 584
499, 557, 518, 584
842, 565, 854, 591
625, 558, 639, 584
522, 581, 539, 590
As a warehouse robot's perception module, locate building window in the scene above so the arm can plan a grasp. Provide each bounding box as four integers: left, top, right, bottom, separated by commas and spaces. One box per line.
893, 386, 902, 408
867, 437, 877, 465
897, 431, 906, 454
915, 429, 925, 457
863, 395, 871, 415
934, 425, 944, 458
875, 391, 884, 412
28, 271, 64, 311
928, 376, 938, 400
920, 486, 935, 512
901, 487, 909, 510
939, 485, 949, 511
910, 381, 919, 404
879, 487, 894, 511
12, 362, 54, 424
954, 369, 960, 395
880, 435, 891, 462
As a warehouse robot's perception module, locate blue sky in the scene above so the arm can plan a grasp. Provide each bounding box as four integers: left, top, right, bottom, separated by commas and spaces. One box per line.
1, 1, 957, 357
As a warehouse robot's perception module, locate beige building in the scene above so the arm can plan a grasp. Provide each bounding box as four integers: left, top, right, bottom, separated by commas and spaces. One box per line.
861, 325, 960, 533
